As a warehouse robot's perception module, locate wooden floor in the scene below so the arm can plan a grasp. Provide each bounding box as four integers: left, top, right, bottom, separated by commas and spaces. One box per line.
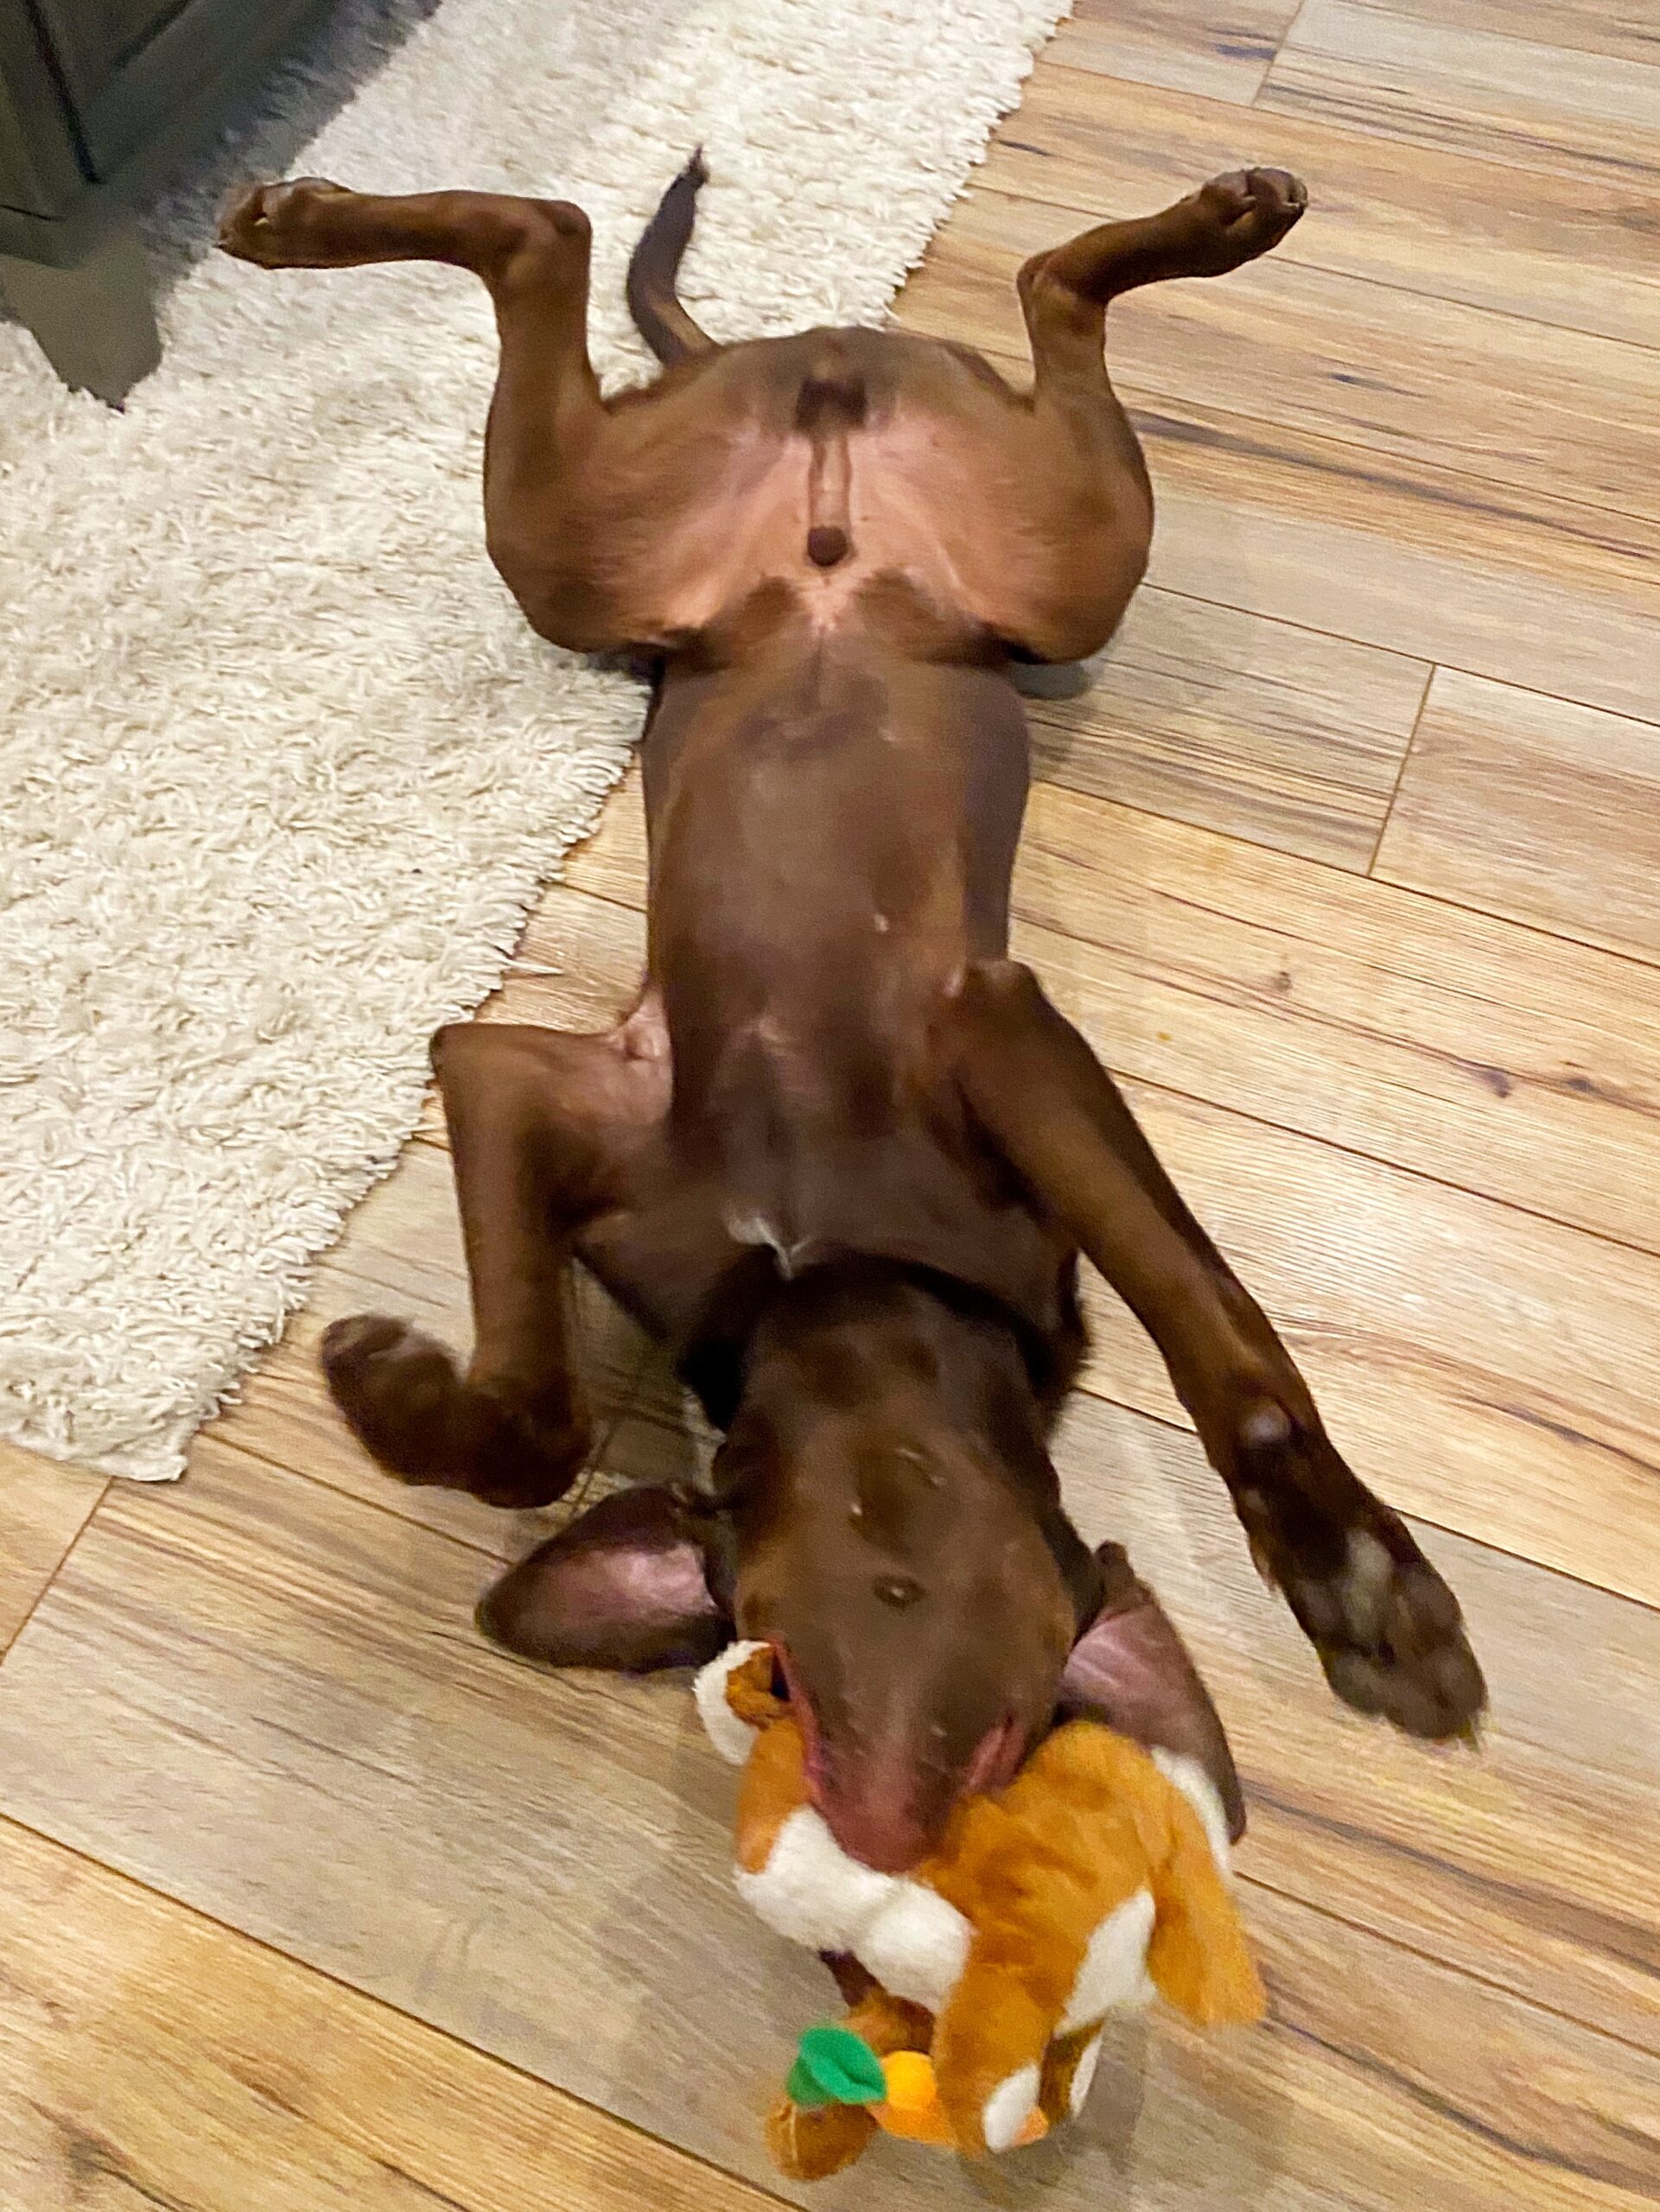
4, 5, 1659, 2206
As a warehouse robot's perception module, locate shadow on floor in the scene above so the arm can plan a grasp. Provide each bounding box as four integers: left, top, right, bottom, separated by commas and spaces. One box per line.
1, 0, 442, 336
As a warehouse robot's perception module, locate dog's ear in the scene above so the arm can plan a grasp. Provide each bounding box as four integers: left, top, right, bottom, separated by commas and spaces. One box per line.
475, 1485, 731, 1672
1061, 1543, 1247, 1843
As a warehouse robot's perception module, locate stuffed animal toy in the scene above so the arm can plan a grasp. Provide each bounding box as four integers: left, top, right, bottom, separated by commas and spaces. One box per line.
695, 1639, 1265, 2180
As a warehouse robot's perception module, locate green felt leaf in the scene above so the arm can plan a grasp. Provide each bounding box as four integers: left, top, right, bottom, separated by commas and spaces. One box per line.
786, 2025, 887, 2108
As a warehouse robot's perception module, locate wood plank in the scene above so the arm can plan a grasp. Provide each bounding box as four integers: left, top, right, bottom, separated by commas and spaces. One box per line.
1307, 0, 1660, 71
1260, 0, 1660, 192
1045, 0, 1299, 103
979, 66, 1660, 347
0, 1815, 789, 2212
1375, 670, 1660, 963
0, 1438, 1652, 2211
1019, 780, 1660, 1255
1021, 587, 1425, 869
0, 1441, 104, 1654
546, 802, 1660, 1597
899, 186, 1660, 528
1135, 397, 1657, 725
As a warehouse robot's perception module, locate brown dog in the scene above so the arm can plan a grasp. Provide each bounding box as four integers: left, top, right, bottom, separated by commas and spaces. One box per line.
219, 157, 1484, 1873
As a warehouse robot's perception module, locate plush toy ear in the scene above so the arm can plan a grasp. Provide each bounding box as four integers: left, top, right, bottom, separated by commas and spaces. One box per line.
1061, 1542, 1247, 1843
692, 1637, 789, 1763
476, 1485, 730, 1672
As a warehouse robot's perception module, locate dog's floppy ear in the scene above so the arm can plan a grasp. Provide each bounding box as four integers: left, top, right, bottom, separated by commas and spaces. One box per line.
1060, 1543, 1246, 1843
476, 1485, 730, 1672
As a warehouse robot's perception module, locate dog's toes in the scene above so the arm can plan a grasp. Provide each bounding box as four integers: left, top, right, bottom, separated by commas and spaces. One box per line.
321, 1312, 414, 1370
321, 1313, 461, 1473
320, 1312, 590, 1508
1185, 167, 1308, 271
1235, 1421, 1486, 1742
1307, 1536, 1487, 1740
217, 177, 349, 266
1199, 166, 1307, 227
217, 181, 269, 258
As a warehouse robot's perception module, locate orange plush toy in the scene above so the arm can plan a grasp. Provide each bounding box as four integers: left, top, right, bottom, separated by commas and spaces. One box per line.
696, 1641, 1265, 2180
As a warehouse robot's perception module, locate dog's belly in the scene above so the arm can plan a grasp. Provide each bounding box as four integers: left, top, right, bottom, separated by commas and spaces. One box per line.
605, 628, 1059, 1398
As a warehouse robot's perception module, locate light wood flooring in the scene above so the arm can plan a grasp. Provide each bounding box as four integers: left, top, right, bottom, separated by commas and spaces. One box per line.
3, 3, 1659, 2205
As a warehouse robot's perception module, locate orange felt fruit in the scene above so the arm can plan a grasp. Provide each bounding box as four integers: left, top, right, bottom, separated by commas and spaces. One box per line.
875, 2050, 953, 2144
875, 2050, 1046, 2149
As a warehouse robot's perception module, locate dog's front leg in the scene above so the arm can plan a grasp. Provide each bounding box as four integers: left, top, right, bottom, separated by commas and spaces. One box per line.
947, 960, 1486, 1743
323, 1015, 666, 1508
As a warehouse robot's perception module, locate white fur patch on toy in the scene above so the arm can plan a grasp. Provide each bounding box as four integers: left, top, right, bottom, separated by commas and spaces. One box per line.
1059, 1885, 1157, 2031
855, 1883, 972, 2011
736, 1804, 896, 1955
1152, 1748, 1232, 1880
694, 1640, 768, 1766
735, 1803, 974, 2008
983, 2063, 1042, 2154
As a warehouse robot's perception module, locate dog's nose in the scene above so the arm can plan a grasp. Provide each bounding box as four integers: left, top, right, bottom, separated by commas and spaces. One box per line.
817, 1788, 938, 1875
810, 1739, 955, 1873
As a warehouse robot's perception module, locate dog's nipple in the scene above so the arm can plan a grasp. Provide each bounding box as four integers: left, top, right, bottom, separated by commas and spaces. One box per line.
806, 524, 850, 568
875, 1575, 924, 1610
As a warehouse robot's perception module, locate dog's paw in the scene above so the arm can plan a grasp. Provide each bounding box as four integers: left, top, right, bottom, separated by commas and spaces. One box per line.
1232, 1407, 1486, 1740
1307, 1530, 1485, 1740
321, 1313, 588, 1508
1179, 167, 1307, 276
321, 1313, 464, 1476
218, 177, 352, 267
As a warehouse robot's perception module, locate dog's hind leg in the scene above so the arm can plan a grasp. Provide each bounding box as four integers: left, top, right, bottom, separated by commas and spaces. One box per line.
1017, 167, 1307, 480
1024, 168, 1307, 316
219, 180, 632, 648
322, 1014, 667, 1508
999, 169, 1309, 660
216, 181, 598, 432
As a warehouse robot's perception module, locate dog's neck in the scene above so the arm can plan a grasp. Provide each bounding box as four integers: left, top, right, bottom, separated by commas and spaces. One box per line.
709, 1259, 1103, 1625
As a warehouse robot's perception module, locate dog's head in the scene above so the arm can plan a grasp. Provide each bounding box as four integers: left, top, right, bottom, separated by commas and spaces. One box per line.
703, 1268, 1086, 1872
477, 1268, 1242, 1870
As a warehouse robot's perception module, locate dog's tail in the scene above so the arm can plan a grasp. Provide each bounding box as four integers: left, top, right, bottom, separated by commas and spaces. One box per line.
627, 151, 716, 365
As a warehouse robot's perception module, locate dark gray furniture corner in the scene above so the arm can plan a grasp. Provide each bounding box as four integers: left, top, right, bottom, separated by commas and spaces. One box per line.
0, 0, 329, 403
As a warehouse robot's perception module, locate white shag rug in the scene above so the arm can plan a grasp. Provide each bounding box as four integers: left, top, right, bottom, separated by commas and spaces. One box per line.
0, 0, 1066, 1480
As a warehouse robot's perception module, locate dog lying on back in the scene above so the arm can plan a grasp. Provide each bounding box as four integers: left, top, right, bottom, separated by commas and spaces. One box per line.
219, 156, 1484, 1872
